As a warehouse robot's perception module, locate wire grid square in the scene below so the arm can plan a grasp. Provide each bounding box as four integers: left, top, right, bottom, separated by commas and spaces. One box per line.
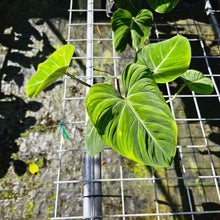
53, 1, 220, 219
101, 181, 123, 215
55, 182, 84, 217
58, 150, 85, 180
123, 180, 156, 214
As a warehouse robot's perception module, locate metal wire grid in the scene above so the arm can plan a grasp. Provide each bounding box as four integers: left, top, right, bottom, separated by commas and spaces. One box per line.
52, 0, 220, 219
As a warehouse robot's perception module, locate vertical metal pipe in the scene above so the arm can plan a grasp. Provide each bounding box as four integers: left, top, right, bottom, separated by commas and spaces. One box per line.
94, 154, 102, 219
83, 154, 92, 219
205, 0, 220, 49
83, 0, 94, 218
84, 0, 102, 219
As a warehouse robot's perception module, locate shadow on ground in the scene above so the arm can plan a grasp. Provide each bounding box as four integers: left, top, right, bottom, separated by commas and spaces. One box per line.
0, 0, 78, 178
0, 94, 41, 178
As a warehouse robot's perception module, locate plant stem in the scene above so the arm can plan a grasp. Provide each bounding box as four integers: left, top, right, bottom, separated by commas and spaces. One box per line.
93, 68, 112, 75
166, 84, 186, 103
65, 72, 91, 87
116, 78, 121, 95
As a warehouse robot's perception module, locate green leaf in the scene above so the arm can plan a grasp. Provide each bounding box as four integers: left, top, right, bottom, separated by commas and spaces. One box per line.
85, 119, 106, 156
36, 156, 44, 168
86, 63, 177, 167
29, 162, 39, 175
181, 70, 214, 94
103, 76, 115, 85
26, 44, 75, 98
112, 9, 153, 53
115, 0, 142, 16
135, 35, 191, 83
146, 0, 179, 13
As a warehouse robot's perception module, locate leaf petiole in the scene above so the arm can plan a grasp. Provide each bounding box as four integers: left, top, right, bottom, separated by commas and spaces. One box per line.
116, 78, 121, 95
166, 84, 186, 103
93, 68, 112, 76
65, 72, 91, 87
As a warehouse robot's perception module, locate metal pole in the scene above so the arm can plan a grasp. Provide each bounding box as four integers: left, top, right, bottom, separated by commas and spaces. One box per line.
83, 0, 93, 218
94, 154, 102, 219
205, 0, 220, 49
83, 154, 92, 219
84, 0, 102, 219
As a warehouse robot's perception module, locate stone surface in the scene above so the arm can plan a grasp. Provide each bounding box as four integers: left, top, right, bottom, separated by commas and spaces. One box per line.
0, 1, 83, 219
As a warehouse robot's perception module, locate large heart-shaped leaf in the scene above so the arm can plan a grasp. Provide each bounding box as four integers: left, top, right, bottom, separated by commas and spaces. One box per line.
146, 0, 179, 13
112, 9, 153, 53
134, 35, 191, 83
86, 63, 177, 167
181, 70, 214, 94
26, 44, 75, 98
85, 119, 106, 156
115, 0, 142, 16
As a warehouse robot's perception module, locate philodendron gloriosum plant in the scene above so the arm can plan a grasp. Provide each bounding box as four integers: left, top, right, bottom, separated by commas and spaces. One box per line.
26, 0, 213, 167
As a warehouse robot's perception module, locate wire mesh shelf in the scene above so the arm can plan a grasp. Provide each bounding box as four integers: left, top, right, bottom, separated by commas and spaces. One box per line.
52, 0, 220, 219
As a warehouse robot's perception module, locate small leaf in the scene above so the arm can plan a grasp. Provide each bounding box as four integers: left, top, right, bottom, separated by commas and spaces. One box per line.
11, 153, 18, 159
104, 79, 113, 85
112, 9, 153, 53
181, 70, 214, 94
135, 35, 191, 83
28, 202, 34, 215
37, 156, 44, 168
86, 63, 177, 167
60, 122, 70, 140
115, 0, 142, 16
146, 0, 179, 13
29, 162, 39, 175
85, 119, 106, 156
26, 44, 75, 98
103, 76, 114, 84
103, 76, 120, 85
